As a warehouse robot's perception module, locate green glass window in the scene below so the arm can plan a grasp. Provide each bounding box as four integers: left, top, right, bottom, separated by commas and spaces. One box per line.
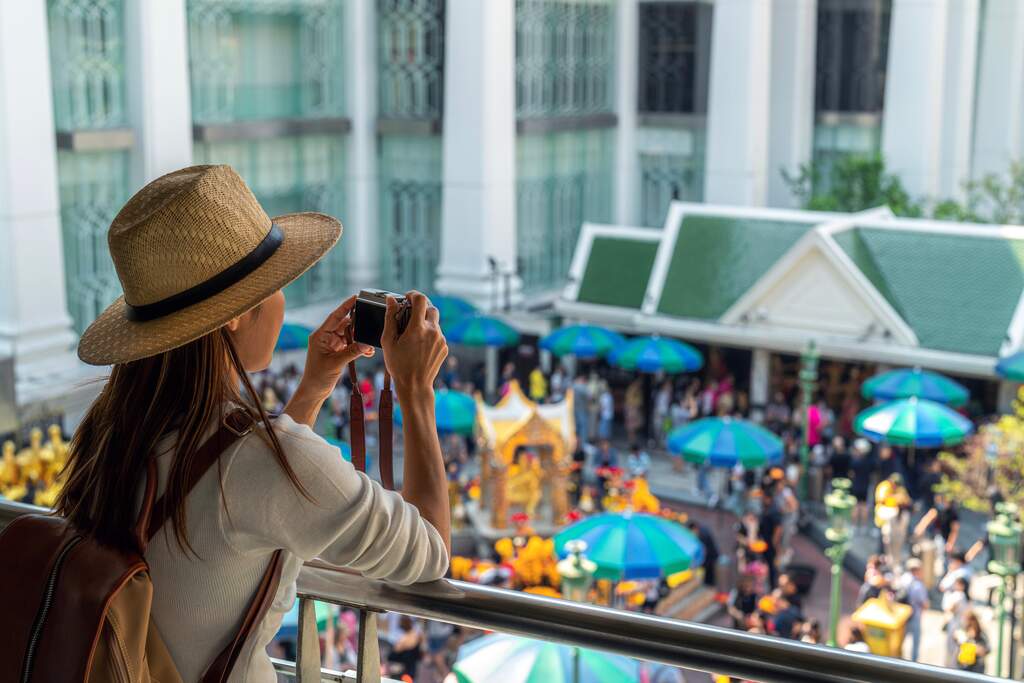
636, 125, 706, 228
48, 0, 131, 333
188, 0, 347, 309
378, 136, 442, 293
517, 129, 613, 293
515, 0, 615, 119
812, 0, 891, 183
378, 0, 445, 120
188, 0, 345, 123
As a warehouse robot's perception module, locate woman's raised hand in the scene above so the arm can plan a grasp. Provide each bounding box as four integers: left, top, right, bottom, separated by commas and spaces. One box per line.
298, 295, 375, 400
380, 291, 448, 396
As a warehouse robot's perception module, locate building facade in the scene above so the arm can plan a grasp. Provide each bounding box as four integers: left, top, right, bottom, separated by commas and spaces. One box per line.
0, 0, 1016, 429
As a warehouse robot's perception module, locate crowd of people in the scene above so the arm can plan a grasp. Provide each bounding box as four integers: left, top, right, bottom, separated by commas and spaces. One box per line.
246, 351, 1001, 677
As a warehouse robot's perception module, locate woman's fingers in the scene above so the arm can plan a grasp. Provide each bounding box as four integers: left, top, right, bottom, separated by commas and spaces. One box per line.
406, 290, 429, 325
426, 305, 440, 326
318, 294, 358, 335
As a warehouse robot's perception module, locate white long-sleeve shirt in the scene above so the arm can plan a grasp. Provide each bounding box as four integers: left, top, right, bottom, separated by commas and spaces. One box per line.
139, 413, 448, 682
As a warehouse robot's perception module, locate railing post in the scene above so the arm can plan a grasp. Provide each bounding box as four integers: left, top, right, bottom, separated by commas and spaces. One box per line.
296, 597, 322, 682
356, 608, 382, 683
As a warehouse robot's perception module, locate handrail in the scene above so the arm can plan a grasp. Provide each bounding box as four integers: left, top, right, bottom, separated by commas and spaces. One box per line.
298, 562, 1001, 683
0, 499, 1005, 683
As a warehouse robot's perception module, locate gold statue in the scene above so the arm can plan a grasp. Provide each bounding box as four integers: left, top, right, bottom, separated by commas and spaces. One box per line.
506, 455, 542, 519
47, 425, 68, 470
630, 478, 661, 514
16, 428, 45, 487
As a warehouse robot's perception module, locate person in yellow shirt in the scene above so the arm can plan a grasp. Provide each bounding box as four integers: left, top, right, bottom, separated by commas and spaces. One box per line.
875, 473, 911, 564
528, 366, 547, 402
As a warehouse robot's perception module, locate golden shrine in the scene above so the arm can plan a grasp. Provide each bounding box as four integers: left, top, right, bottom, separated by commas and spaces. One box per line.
477, 381, 575, 530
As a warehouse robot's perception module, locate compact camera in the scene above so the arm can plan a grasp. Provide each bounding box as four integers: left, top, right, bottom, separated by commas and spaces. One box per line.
353, 289, 411, 348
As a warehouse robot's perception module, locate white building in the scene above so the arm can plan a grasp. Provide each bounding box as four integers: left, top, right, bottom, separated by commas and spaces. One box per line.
0, 0, 1016, 433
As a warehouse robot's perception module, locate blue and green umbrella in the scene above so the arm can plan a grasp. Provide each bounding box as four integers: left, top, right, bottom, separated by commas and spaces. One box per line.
454, 634, 640, 683
553, 512, 704, 581
539, 325, 625, 360
609, 335, 703, 374
996, 350, 1024, 382
861, 367, 968, 407
394, 389, 477, 435
854, 397, 973, 448
667, 417, 783, 469
446, 315, 520, 347
431, 294, 478, 326
275, 322, 313, 351
325, 436, 352, 462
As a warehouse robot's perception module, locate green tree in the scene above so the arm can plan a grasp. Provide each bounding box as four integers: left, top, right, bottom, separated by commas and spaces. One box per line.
782, 153, 923, 216
784, 155, 1024, 225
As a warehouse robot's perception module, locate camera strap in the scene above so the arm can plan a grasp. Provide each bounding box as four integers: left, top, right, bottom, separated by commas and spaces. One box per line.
346, 342, 395, 491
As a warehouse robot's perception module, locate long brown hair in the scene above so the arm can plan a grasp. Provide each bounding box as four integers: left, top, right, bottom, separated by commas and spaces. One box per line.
56, 326, 311, 553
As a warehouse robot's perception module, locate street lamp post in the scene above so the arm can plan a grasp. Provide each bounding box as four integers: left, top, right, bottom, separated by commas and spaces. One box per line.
798, 340, 820, 501
557, 540, 597, 683
988, 502, 1023, 678
825, 477, 855, 647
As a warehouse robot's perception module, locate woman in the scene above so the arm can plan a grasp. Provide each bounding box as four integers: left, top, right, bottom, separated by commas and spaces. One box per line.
55, 165, 451, 682
387, 615, 425, 679
955, 611, 989, 673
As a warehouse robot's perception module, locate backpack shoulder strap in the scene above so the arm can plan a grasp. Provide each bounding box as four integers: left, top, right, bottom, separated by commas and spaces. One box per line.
132, 408, 285, 683
136, 408, 256, 548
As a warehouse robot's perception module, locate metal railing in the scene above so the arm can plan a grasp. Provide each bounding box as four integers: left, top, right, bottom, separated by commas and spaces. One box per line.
0, 499, 1005, 683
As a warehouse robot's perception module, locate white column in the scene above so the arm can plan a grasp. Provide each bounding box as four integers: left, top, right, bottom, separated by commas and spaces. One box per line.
345, 0, 380, 292
998, 380, 1018, 415
613, 0, 639, 225
767, 0, 817, 208
0, 0, 76, 367
973, 0, 1024, 178
937, 0, 980, 199
703, 0, 772, 206
749, 348, 770, 422
124, 0, 193, 185
435, 0, 519, 311
882, 0, 979, 199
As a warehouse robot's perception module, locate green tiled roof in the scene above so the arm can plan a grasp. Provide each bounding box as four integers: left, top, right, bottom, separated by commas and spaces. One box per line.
576, 236, 659, 309
835, 227, 1024, 356
656, 214, 817, 319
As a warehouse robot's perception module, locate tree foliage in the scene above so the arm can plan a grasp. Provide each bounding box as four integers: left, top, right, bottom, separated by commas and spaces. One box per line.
936, 387, 1024, 515
784, 154, 1024, 225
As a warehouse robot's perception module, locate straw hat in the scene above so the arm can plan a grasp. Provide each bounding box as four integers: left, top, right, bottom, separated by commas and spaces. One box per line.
78, 165, 341, 365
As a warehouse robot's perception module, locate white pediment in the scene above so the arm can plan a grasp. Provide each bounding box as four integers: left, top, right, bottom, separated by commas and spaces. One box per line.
721, 232, 918, 346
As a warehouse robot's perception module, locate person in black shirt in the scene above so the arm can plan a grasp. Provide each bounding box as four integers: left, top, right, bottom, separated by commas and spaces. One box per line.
916, 458, 942, 512
686, 519, 720, 588
849, 439, 874, 531
759, 504, 783, 588
914, 491, 961, 570
828, 435, 851, 481
727, 574, 759, 629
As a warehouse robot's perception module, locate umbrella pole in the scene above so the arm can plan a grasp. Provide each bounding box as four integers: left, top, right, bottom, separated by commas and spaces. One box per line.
486, 346, 498, 400
573, 646, 581, 683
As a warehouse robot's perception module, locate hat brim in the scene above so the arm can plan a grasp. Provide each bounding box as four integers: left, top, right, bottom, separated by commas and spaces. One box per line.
78, 211, 341, 366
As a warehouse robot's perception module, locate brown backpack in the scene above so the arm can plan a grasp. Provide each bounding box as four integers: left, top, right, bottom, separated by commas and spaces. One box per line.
0, 410, 283, 683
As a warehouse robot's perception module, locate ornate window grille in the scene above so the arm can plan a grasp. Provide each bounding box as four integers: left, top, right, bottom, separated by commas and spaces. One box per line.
640, 153, 703, 228
813, 0, 891, 182
517, 129, 613, 293
188, 0, 345, 124
188, 0, 347, 308
379, 137, 443, 293
637, 1, 712, 116
378, 0, 445, 120
515, 0, 615, 119
47, 0, 130, 333
815, 0, 890, 115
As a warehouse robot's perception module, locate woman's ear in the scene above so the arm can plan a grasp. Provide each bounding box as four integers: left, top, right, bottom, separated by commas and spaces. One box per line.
225, 316, 241, 332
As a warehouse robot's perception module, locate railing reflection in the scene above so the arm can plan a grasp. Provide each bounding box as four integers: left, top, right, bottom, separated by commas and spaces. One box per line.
0, 499, 1003, 683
